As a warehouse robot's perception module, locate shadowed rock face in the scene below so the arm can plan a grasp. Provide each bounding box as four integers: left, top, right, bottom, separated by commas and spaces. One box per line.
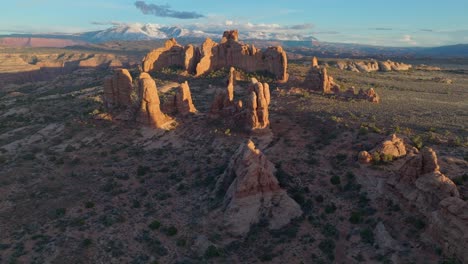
429, 197, 468, 263
103, 68, 134, 109
142, 30, 289, 82
214, 140, 302, 236
136, 73, 173, 128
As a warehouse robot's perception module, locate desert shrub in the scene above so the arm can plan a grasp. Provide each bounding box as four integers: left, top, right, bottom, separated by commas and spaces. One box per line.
321, 224, 338, 238
330, 175, 341, 185
315, 195, 324, 203
359, 125, 369, 135
360, 228, 374, 244
349, 211, 363, 224
165, 226, 178, 236
325, 203, 337, 214
137, 165, 151, 176
148, 220, 161, 230
318, 239, 336, 260
55, 208, 66, 217
381, 154, 394, 163
453, 174, 468, 185
85, 201, 95, 208
204, 245, 222, 258
82, 238, 92, 247
411, 135, 424, 149
371, 152, 381, 164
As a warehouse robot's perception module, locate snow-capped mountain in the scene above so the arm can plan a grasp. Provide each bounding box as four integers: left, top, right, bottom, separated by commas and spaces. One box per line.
80, 24, 217, 42
79, 23, 316, 42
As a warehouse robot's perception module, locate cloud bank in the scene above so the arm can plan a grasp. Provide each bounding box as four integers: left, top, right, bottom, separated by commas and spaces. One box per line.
134, 1, 205, 19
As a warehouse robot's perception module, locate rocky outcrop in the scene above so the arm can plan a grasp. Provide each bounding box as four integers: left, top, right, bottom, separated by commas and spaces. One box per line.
357, 88, 380, 103
359, 134, 406, 164
136, 73, 173, 128
214, 140, 302, 236
395, 147, 459, 213
103, 68, 135, 109
335, 59, 412, 73
385, 147, 464, 261
304, 59, 339, 94
429, 197, 468, 263
142, 30, 289, 82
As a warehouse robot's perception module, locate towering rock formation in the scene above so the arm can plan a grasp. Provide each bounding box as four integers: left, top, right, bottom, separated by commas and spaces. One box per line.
245, 79, 270, 130
215, 140, 302, 236
142, 30, 289, 82
304, 58, 339, 94
103, 68, 135, 109
210, 67, 237, 114
136, 73, 173, 128
142, 38, 199, 74
175, 81, 197, 115
311, 56, 319, 68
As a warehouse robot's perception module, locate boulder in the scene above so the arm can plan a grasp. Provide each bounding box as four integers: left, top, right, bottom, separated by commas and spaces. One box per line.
214, 140, 302, 236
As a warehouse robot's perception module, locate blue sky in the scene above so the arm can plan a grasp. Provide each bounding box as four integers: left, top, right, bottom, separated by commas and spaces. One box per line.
1, 0, 468, 47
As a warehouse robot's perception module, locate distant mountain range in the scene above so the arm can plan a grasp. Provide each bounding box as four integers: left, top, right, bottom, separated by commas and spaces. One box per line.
1, 24, 467, 58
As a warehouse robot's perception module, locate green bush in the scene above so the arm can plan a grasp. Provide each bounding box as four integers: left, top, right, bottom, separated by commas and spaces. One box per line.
325, 203, 337, 214
165, 226, 178, 236
411, 135, 424, 149
148, 220, 161, 230
55, 208, 66, 217
204, 245, 221, 258
137, 165, 151, 176
330, 175, 341, 185
85, 201, 95, 208
318, 239, 336, 260
349, 212, 362, 224
360, 228, 374, 244
82, 238, 92, 247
